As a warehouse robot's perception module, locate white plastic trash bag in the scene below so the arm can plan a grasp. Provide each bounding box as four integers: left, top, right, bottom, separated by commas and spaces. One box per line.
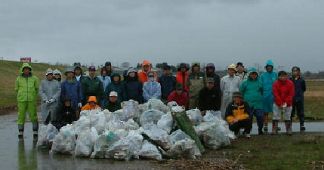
157, 112, 173, 134
140, 109, 165, 126
37, 123, 58, 147
186, 109, 203, 125
143, 124, 171, 150
138, 140, 162, 160
75, 127, 99, 157
51, 124, 76, 154
122, 100, 140, 120
91, 131, 120, 159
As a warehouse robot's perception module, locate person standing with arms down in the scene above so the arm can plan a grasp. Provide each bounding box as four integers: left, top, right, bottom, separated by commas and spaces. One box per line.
176, 63, 190, 93
159, 64, 176, 103
97, 67, 111, 107
39, 68, 61, 124
15, 63, 40, 139
188, 63, 204, 109
220, 64, 241, 118
82, 66, 104, 106
260, 60, 278, 134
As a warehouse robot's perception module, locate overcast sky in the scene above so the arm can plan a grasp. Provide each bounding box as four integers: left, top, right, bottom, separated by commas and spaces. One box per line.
1, 0, 324, 71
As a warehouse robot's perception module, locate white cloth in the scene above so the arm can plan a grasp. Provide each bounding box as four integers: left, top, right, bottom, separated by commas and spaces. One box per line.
220, 75, 241, 117
273, 104, 292, 121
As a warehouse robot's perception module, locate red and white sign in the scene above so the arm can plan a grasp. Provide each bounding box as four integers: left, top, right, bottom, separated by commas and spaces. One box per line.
20, 57, 31, 63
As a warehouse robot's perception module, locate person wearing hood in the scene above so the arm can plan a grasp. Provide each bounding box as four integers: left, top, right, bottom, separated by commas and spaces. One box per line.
290, 66, 306, 132
167, 83, 189, 109
15, 63, 40, 139
61, 67, 83, 112
236, 62, 247, 81
53, 69, 62, 82
159, 64, 176, 102
39, 68, 61, 124
124, 68, 143, 103
143, 71, 162, 102
138, 60, 157, 83
105, 73, 126, 103
188, 63, 205, 109
81, 66, 104, 105
52, 96, 77, 130
97, 67, 112, 106
104, 61, 113, 77
104, 91, 122, 112
260, 60, 278, 134
240, 67, 264, 135
81, 96, 101, 111
198, 78, 221, 114
176, 63, 190, 93
74, 63, 85, 83
220, 64, 241, 117
204, 63, 221, 92
272, 71, 295, 135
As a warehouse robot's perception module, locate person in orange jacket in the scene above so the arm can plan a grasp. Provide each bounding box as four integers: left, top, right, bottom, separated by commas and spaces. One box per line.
138, 60, 157, 84
81, 96, 101, 111
225, 92, 252, 138
176, 63, 190, 93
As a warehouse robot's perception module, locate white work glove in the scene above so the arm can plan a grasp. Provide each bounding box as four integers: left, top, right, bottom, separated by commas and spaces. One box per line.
78, 103, 83, 108
282, 103, 287, 108
49, 98, 55, 103
45, 100, 50, 104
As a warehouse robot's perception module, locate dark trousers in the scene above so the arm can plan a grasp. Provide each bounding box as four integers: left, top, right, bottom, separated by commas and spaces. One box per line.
229, 119, 252, 135
249, 108, 264, 131
291, 100, 305, 125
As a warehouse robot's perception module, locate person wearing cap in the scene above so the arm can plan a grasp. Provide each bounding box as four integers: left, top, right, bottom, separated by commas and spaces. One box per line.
143, 71, 161, 102
97, 67, 112, 106
81, 96, 101, 111
81, 66, 104, 105
53, 96, 77, 130
39, 68, 61, 124
220, 64, 241, 117
225, 92, 252, 138
272, 71, 295, 135
176, 63, 190, 93
167, 83, 189, 109
159, 64, 176, 102
204, 63, 221, 92
260, 60, 278, 133
236, 62, 247, 81
138, 60, 157, 83
188, 63, 205, 109
53, 69, 62, 82
61, 66, 83, 112
290, 66, 306, 132
74, 63, 85, 82
105, 73, 126, 103
104, 61, 113, 77
15, 63, 40, 139
198, 77, 221, 114
240, 67, 264, 135
124, 67, 144, 103
104, 91, 121, 112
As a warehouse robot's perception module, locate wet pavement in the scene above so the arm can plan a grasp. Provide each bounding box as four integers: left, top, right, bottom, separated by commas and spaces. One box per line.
0, 113, 323, 170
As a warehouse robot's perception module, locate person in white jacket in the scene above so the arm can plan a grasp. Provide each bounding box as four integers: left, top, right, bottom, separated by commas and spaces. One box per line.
220, 64, 241, 118
143, 71, 161, 102
39, 68, 61, 124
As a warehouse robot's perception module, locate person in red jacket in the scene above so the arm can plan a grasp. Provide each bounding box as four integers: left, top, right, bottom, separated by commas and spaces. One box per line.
167, 83, 189, 109
272, 71, 295, 135
176, 63, 190, 93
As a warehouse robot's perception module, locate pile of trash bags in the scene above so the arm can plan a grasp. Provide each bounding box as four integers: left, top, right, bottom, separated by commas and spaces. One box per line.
38, 99, 235, 161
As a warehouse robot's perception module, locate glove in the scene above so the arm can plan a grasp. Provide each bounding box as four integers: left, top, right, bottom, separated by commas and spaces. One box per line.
45, 100, 50, 104
78, 103, 83, 108
48, 98, 55, 104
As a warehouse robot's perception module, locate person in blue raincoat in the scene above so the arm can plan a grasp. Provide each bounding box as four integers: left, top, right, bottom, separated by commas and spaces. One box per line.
143, 71, 161, 102
97, 67, 111, 106
260, 60, 277, 133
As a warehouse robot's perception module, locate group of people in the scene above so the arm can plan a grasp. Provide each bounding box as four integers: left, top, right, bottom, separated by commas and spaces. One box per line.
15, 59, 306, 139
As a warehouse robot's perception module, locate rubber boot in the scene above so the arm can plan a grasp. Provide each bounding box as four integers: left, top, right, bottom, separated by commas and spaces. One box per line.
263, 113, 268, 134
271, 120, 278, 135
32, 122, 39, 139
300, 123, 306, 133
285, 120, 292, 136
18, 124, 24, 139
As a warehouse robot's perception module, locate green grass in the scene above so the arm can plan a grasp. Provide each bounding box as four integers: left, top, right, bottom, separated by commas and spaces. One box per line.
0, 60, 65, 108
205, 134, 324, 170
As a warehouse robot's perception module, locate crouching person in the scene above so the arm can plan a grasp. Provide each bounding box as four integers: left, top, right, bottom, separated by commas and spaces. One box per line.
81, 96, 101, 111
104, 91, 121, 112
52, 96, 77, 130
225, 92, 252, 138
167, 84, 189, 109
272, 71, 295, 135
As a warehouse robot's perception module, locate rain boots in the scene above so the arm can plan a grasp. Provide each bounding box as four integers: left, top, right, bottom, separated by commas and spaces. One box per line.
271, 120, 279, 135
263, 113, 268, 134
300, 123, 306, 132
33, 122, 39, 139
285, 120, 292, 136
18, 124, 24, 139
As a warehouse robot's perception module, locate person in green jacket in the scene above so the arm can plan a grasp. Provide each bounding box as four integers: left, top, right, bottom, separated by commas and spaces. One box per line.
188, 63, 205, 109
240, 67, 264, 135
81, 66, 104, 106
15, 63, 40, 139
